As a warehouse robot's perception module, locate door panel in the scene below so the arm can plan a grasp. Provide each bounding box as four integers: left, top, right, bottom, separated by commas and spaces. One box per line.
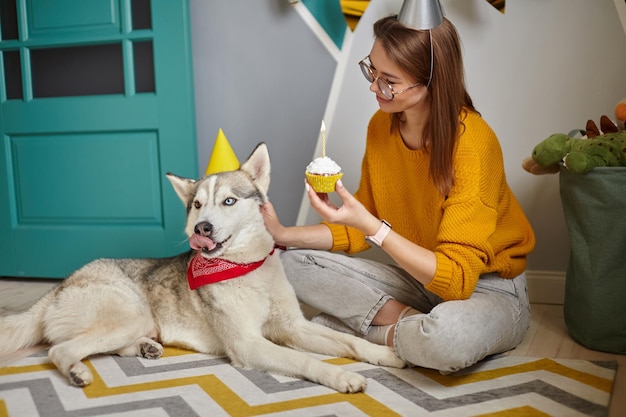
12, 131, 161, 222
0, 0, 197, 277
28, 0, 119, 34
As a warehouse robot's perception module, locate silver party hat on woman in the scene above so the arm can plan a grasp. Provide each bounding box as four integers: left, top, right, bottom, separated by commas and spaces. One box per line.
397, 0, 444, 30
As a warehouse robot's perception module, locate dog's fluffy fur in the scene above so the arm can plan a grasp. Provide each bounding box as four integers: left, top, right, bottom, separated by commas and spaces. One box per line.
0, 143, 405, 393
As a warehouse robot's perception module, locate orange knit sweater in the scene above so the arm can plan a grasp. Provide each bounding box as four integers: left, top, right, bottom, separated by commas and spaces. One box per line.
326, 110, 536, 301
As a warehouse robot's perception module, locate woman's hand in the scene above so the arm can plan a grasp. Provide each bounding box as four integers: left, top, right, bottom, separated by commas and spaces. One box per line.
260, 201, 285, 242
261, 199, 334, 250
306, 179, 380, 235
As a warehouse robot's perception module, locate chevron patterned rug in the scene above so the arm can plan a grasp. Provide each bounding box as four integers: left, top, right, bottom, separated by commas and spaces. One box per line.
0, 347, 616, 417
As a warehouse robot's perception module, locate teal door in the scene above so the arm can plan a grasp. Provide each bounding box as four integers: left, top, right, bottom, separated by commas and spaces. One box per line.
0, 0, 197, 278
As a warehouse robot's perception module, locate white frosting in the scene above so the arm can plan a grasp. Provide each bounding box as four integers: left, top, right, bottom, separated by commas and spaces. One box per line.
306, 156, 342, 174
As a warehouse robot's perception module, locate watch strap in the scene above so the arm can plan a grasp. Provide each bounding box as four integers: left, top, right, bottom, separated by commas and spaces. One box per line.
365, 220, 392, 247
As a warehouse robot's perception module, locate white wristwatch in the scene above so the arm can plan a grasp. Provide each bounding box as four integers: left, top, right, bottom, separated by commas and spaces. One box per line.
365, 220, 392, 247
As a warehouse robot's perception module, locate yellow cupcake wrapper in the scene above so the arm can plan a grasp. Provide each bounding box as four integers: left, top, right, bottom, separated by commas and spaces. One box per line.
305, 172, 343, 193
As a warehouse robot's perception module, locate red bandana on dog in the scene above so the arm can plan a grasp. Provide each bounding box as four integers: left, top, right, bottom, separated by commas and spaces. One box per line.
187, 249, 275, 290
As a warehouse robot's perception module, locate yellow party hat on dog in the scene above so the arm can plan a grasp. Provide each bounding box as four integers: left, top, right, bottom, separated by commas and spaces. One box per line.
205, 128, 240, 175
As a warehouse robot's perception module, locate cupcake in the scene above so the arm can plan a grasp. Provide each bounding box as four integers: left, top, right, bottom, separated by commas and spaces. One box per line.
305, 156, 343, 193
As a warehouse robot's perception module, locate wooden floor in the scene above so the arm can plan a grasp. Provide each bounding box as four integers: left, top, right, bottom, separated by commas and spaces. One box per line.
0, 277, 624, 416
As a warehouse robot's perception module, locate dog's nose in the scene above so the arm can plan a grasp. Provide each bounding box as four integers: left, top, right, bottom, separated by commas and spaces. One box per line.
194, 222, 213, 237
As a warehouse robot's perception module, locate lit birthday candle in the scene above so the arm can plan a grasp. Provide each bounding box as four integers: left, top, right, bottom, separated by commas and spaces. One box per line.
320, 120, 326, 158
305, 118, 343, 193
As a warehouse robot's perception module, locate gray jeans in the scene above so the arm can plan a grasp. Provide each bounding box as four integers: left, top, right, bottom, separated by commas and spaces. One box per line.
281, 249, 531, 373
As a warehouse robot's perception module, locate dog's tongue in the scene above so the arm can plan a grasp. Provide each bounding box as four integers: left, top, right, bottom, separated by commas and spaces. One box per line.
189, 234, 217, 251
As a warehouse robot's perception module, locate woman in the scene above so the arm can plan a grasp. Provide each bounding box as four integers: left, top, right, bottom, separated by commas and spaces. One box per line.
262, 15, 535, 373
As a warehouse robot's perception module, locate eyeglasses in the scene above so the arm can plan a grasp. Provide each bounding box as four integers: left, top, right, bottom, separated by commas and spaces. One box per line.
360, 29, 435, 99
358, 56, 421, 100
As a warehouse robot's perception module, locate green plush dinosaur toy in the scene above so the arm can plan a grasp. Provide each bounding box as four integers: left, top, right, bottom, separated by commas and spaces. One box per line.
523, 116, 626, 174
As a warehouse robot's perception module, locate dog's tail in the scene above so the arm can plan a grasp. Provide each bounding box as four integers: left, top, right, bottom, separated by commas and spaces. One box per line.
0, 289, 55, 352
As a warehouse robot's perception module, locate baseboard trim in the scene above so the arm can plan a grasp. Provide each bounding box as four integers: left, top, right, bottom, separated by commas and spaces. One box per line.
526, 270, 566, 305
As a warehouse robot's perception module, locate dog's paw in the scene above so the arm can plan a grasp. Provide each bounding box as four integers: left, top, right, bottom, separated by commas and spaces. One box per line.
378, 347, 407, 368
334, 370, 367, 393
364, 345, 407, 369
140, 340, 163, 359
68, 362, 93, 387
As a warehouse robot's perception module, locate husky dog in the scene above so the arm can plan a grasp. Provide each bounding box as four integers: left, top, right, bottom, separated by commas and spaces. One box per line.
0, 143, 405, 393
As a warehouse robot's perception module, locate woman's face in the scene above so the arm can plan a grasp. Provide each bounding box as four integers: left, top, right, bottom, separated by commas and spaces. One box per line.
367, 40, 428, 113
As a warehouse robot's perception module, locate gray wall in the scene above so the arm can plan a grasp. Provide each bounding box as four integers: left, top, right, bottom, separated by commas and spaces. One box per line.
190, 0, 337, 225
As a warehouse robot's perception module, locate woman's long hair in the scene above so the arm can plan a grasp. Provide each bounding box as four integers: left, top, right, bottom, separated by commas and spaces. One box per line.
373, 16, 476, 196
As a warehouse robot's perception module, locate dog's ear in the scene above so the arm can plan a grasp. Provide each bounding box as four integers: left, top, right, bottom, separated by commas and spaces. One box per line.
240, 143, 270, 195
166, 173, 197, 205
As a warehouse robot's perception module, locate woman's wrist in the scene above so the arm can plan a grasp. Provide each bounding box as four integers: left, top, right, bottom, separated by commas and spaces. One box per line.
273, 225, 296, 248
276, 224, 333, 250
362, 215, 385, 237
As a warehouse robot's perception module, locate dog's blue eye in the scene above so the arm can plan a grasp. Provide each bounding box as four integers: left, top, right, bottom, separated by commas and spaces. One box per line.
224, 197, 236, 206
